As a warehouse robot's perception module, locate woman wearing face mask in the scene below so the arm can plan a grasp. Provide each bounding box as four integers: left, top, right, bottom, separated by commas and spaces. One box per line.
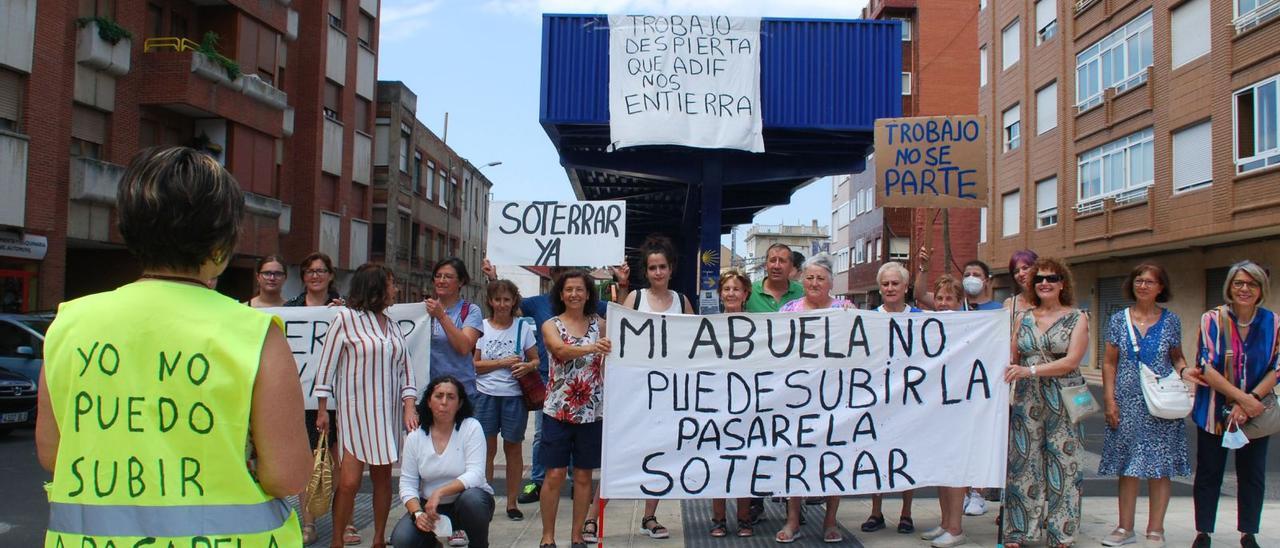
1187, 261, 1277, 548
913, 249, 1002, 313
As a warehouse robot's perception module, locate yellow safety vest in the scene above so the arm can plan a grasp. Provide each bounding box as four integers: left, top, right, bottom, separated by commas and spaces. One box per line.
43, 281, 301, 547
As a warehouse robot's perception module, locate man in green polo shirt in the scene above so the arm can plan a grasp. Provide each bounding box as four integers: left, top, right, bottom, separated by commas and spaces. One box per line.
746, 243, 804, 312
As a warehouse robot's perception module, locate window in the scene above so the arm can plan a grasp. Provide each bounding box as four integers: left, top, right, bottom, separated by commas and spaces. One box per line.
426, 161, 436, 199
146, 3, 163, 37
78, 0, 115, 17
979, 46, 988, 87
1035, 0, 1058, 44
889, 238, 909, 261
437, 170, 447, 207
1075, 10, 1152, 111
371, 207, 386, 255
902, 72, 912, 96
1002, 19, 1020, 70
350, 219, 369, 269
980, 0, 987, 10
1036, 177, 1058, 228
1173, 121, 1213, 191
979, 208, 988, 243
328, 0, 344, 30
320, 211, 341, 264
1002, 191, 1021, 237
398, 131, 410, 173
1077, 127, 1154, 202
354, 98, 370, 133
357, 11, 374, 48
895, 18, 912, 41
412, 151, 422, 194
0, 68, 22, 132
1236, 0, 1280, 32
323, 80, 341, 121
836, 201, 850, 227
451, 177, 459, 210
1036, 82, 1058, 134
874, 238, 881, 261
1003, 104, 1021, 151
71, 105, 106, 159
1235, 76, 1280, 174
854, 239, 865, 264
1172, 0, 1210, 68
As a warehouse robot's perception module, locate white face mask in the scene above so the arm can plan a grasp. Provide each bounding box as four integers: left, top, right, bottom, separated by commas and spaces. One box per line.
963, 276, 985, 296
1222, 423, 1250, 450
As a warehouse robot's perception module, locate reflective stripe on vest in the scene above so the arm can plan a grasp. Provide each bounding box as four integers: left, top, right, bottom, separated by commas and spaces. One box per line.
48, 499, 291, 538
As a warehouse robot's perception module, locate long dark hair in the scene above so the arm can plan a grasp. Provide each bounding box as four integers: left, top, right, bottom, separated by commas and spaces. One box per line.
551, 269, 599, 316
417, 376, 474, 432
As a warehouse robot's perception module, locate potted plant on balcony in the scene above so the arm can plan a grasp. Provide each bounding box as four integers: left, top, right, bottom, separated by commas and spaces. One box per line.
191, 31, 242, 88
75, 17, 133, 76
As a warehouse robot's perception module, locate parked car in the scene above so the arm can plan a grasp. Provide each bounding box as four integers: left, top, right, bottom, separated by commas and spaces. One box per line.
0, 366, 36, 436
0, 313, 48, 384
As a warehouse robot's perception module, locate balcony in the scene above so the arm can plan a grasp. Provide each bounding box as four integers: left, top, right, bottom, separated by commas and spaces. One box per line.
353, 132, 372, 185
69, 157, 125, 206
1235, 0, 1280, 34
0, 0, 36, 73
322, 118, 344, 175
75, 20, 132, 76
0, 131, 29, 227
356, 46, 375, 100
137, 43, 288, 137
327, 26, 347, 83
286, 9, 299, 41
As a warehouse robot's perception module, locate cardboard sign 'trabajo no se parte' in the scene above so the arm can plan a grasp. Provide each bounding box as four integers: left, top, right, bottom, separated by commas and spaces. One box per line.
875, 115, 989, 209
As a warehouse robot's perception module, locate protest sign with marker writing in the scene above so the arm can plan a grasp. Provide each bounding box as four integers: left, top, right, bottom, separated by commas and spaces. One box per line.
267, 303, 432, 408
486, 200, 626, 267
602, 304, 1010, 499
875, 115, 988, 208
608, 15, 764, 152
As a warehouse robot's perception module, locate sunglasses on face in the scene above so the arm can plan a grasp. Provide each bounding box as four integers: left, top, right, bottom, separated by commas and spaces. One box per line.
1033, 274, 1063, 284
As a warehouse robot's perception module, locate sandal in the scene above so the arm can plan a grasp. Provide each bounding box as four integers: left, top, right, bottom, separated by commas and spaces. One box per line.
774, 525, 802, 543
824, 526, 844, 543
1144, 531, 1165, 548
710, 519, 728, 538
640, 515, 669, 539
737, 522, 754, 537
582, 518, 599, 544
897, 516, 915, 534
861, 514, 886, 532
301, 523, 318, 545
342, 525, 361, 545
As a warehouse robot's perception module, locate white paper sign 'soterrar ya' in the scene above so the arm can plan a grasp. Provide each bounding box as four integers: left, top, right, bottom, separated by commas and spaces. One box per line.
487, 200, 627, 267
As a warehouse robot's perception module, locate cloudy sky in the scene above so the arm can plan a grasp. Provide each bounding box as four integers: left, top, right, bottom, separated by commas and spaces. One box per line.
376, 0, 870, 250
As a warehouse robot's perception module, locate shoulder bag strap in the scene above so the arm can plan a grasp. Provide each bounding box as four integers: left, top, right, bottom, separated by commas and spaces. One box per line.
1124, 307, 1141, 357
632, 289, 643, 310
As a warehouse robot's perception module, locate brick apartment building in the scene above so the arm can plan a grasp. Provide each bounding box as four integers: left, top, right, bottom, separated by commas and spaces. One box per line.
373, 81, 493, 304
0, 0, 387, 311
978, 0, 1280, 363
832, 0, 983, 307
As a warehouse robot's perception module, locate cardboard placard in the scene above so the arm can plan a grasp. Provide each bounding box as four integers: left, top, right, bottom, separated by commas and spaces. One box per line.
875, 116, 988, 208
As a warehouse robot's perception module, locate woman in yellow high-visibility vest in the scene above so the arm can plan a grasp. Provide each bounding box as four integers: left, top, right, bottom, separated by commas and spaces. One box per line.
36, 147, 311, 547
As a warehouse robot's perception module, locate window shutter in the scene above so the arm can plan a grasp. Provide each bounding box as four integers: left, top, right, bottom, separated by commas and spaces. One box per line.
72, 105, 107, 143
0, 69, 21, 123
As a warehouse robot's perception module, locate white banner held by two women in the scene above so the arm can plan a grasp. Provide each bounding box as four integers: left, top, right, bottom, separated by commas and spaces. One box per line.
264, 303, 432, 409
607, 15, 765, 152
601, 304, 1011, 499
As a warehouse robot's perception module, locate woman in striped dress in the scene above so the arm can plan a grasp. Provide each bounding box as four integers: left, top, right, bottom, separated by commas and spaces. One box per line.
315, 263, 420, 548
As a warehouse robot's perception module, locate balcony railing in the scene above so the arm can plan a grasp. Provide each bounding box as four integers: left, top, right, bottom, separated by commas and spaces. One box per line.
1113, 186, 1149, 206
1074, 198, 1105, 215
1074, 0, 1100, 14
1235, 0, 1280, 33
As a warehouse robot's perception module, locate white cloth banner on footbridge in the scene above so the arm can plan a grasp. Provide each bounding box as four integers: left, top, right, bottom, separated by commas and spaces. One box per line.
601, 304, 1011, 498
264, 303, 431, 409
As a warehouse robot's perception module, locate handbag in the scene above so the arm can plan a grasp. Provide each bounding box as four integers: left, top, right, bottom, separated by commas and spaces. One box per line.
1126, 309, 1193, 420
513, 317, 546, 411
1031, 310, 1099, 424
304, 430, 334, 516
1218, 307, 1280, 439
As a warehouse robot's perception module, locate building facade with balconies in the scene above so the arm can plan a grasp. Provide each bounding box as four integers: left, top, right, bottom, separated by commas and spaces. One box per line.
831, 0, 983, 306
978, 0, 1280, 363
372, 81, 493, 304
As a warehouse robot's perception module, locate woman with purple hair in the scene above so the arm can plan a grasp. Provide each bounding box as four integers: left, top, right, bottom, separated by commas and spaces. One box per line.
1003, 250, 1039, 314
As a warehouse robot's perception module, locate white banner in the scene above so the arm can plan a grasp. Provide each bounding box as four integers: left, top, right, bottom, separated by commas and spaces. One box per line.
487, 200, 626, 266
265, 303, 432, 409
602, 304, 1010, 499
608, 15, 764, 153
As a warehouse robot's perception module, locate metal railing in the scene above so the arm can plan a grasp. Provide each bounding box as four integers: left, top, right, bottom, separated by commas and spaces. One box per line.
1074, 199, 1105, 215
1113, 186, 1149, 206
1235, 0, 1280, 33
1074, 0, 1100, 14
142, 37, 200, 53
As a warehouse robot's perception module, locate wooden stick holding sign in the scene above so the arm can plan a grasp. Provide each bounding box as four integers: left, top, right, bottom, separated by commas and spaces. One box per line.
486, 200, 627, 266
876, 115, 988, 209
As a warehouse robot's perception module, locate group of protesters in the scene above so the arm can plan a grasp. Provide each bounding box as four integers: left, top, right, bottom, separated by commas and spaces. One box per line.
33, 147, 1277, 548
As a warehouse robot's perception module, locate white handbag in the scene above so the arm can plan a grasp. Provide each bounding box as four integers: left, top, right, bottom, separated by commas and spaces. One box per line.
1126, 309, 1193, 420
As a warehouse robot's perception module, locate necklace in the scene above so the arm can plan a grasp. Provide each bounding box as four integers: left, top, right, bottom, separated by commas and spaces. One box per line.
139, 273, 207, 287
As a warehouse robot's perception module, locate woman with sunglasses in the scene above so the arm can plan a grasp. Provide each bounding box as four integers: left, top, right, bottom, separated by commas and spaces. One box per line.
1098, 263, 1193, 548
248, 255, 288, 308
1188, 261, 1277, 548
1001, 258, 1090, 548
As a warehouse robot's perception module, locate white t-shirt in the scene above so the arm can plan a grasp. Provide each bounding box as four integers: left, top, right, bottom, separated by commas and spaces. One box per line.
475, 318, 537, 397
399, 417, 492, 505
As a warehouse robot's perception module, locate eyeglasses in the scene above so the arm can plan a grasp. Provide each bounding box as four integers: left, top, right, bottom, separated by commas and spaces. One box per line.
1033, 274, 1064, 284
1232, 280, 1261, 290
258, 271, 286, 279
434, 273, 458, 281
1132, 279, 1160, 287
304, 268, 331, 277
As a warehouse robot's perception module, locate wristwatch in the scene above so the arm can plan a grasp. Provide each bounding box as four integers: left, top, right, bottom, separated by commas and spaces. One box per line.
414, 510, 425, 519
1030, 365, 1038, 377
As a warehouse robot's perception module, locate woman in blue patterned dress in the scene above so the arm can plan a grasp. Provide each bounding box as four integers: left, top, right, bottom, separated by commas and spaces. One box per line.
1002, 258, 1090, 548
1098, 263, 1193, 547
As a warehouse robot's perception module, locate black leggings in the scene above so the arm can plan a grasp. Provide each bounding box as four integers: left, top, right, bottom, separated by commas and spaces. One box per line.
390, 487, 494, 548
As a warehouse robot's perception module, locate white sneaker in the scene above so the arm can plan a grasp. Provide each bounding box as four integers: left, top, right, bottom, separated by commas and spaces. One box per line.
921, 526, 946, 540
931, 531, 968, 548
963, 491, 987, 516
447, 529, 469, 547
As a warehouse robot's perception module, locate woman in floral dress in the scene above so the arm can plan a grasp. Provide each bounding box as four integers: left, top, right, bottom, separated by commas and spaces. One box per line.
1002, 258, 1090, 548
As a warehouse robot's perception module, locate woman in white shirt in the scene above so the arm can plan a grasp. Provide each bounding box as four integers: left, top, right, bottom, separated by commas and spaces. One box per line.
472, 279, 539, 521
392, 376, 494, 548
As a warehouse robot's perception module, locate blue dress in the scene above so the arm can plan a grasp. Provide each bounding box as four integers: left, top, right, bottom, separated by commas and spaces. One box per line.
1098, 308, 1191, 478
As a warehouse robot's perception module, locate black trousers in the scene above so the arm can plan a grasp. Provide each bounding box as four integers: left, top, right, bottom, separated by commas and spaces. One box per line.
391, 487, 495, 548
1193, 428, 1270, 534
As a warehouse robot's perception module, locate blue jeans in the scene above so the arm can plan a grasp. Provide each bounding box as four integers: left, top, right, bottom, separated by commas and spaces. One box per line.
390, 487, 494, 548
530, 368, 549, 484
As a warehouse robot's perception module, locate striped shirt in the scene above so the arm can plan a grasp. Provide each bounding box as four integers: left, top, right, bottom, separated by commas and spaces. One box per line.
1193, 306, 1280, 435
314, 307, 418, 465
